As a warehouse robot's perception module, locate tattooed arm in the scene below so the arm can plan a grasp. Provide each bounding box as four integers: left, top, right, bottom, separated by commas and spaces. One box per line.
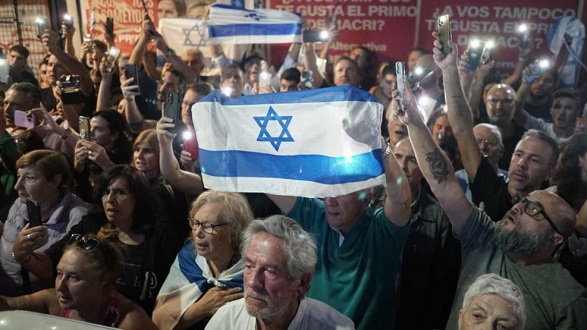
393, 85, 473, 235
432, 32, 484, 183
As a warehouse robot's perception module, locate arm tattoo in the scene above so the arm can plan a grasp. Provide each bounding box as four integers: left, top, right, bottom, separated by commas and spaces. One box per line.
425, 148, 450, 184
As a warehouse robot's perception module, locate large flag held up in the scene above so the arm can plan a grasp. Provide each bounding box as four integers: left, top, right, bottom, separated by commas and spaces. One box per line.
192, 85, 385, 198
207, 4, 302, 44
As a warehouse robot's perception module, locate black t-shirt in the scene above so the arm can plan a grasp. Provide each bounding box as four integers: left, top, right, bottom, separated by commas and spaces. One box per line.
470, 157, 512, 221
523, 97, 553, 122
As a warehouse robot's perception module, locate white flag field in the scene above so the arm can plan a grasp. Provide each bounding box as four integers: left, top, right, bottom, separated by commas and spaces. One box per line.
192, 85, 386, 198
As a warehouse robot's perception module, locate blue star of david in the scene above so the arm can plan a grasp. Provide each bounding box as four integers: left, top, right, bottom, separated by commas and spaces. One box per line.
253, 106, 294, 151
244, 12, 266, 21
183, 22, 206, 47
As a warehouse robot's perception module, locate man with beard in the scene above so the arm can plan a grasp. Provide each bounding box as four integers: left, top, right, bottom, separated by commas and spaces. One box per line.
441, 39, 559, 222
206, 215, 354, 330
393, 33, 587, 330
517, 69, 558, 122
515, 89, 581, 146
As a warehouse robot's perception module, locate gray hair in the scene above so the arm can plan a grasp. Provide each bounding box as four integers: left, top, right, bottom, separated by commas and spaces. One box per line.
463, 274, 526, 328
474, 123, 503, 147
241, 215, 317, 280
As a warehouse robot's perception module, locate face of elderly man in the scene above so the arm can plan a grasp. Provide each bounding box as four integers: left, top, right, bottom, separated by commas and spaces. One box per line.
244, 232, 308, 323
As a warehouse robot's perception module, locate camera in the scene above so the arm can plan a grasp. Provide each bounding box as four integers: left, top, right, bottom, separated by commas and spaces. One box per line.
59, 75, 82, 104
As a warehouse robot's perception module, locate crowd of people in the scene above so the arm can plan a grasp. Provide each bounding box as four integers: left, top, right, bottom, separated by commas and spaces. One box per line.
0, 2, 586, 329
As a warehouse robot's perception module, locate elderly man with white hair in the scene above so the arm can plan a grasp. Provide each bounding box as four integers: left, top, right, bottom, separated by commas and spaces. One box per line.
206, 215, 354, 330
459, 273, 526, 330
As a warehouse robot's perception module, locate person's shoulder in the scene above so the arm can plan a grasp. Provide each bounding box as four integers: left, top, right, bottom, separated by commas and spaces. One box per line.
298, 298, 355, 329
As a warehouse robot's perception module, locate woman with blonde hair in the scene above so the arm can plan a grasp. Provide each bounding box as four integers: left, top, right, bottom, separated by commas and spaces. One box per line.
153, 191, 254, 330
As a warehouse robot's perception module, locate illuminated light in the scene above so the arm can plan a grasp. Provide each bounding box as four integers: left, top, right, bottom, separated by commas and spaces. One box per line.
35, 17, 45, 24
358, 191, 368, 201
418, 95, 433, 107
182, 131, 193, 140
484, 40, 495, 50
414, 66, 424, 76
395, 177, 403, 185
469, 39, 481, 49
319, 30, 329, 40
260, 72, 271, 80
538, 59, 550, 69
221, 87, 233, 97
63, 14, 72, 21
518, 24, 528, 33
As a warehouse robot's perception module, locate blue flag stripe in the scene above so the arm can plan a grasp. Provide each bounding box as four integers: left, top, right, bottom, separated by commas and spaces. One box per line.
209, 23, 301, 38
199, 149, 384, 184
198, 85, 379, 106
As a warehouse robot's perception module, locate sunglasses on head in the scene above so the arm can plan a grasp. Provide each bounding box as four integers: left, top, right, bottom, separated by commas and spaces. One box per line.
69, 234, 100, 251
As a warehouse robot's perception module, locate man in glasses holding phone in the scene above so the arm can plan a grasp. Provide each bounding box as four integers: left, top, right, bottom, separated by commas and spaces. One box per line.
393, 38, 587, 330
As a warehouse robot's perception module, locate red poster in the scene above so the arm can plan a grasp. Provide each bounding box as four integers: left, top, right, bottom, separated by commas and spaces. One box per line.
267, 0, 586, 72
81, 0, 159, 55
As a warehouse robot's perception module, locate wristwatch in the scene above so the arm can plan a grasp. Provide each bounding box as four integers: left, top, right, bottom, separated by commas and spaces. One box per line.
12, 251, 31, 264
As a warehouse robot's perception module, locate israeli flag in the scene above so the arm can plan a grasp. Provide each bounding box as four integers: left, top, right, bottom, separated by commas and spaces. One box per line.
192, 85, 385, 198
207, 4, 302, 44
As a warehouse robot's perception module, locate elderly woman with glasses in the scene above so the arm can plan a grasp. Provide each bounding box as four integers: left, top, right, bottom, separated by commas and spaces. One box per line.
0, 235, 157, 329
153, 191, 254, 330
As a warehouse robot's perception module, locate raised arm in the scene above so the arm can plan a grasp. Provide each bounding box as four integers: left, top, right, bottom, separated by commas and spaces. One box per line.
432, 32, 483, 183
156, 117, 204, 196
42, 30, 93, 96
395, 86, 473, 235
383, 137, 411, 226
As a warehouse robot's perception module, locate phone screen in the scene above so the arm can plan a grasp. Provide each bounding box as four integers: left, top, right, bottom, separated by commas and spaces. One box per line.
395, 62, 406, 101
26, 199, 42, 227
79, 116, 90, 139
163, 92, 180, 134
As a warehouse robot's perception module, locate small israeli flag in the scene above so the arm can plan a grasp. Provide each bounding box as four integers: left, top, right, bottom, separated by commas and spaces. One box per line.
207, 4, 302, 44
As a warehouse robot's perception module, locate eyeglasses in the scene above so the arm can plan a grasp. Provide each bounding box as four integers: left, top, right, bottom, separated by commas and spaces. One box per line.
69, 234, 100, 251
513, 197, 562, 235
487, 98, 515, 106
188, 218, 229, 234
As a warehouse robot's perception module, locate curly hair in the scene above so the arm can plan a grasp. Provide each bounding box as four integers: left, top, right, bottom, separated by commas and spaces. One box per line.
552, 132, 587, 210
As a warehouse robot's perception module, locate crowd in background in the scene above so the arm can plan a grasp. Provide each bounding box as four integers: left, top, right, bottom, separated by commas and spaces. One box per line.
0, 1, 586, 329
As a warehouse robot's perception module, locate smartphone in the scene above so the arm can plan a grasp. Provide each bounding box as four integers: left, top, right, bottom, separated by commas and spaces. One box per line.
437, 14, 452, 55
104, 47, 120, 73
408, 65, 432, 88
26, 199, 42, 227
518, 24, 530, 48
259, 72, 272, 89
523, 59, 550, 83
329, 15, 337, 30
301, 70, 313, 90
83, 34, 92, 43
466, 39, 484, 71
106, 17, 114, 35
163, 92, 180, 134
303, 29, 329, 43
79, 116, 90, 139
124, 64, 140, 93
63, 14, 73, 28
0, 59, 8, 83
481, 40, 495, 65
14, 110, 36, 129
36, 17, 48, 39
182, 131, 199, 161
395, 62, 406, 102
